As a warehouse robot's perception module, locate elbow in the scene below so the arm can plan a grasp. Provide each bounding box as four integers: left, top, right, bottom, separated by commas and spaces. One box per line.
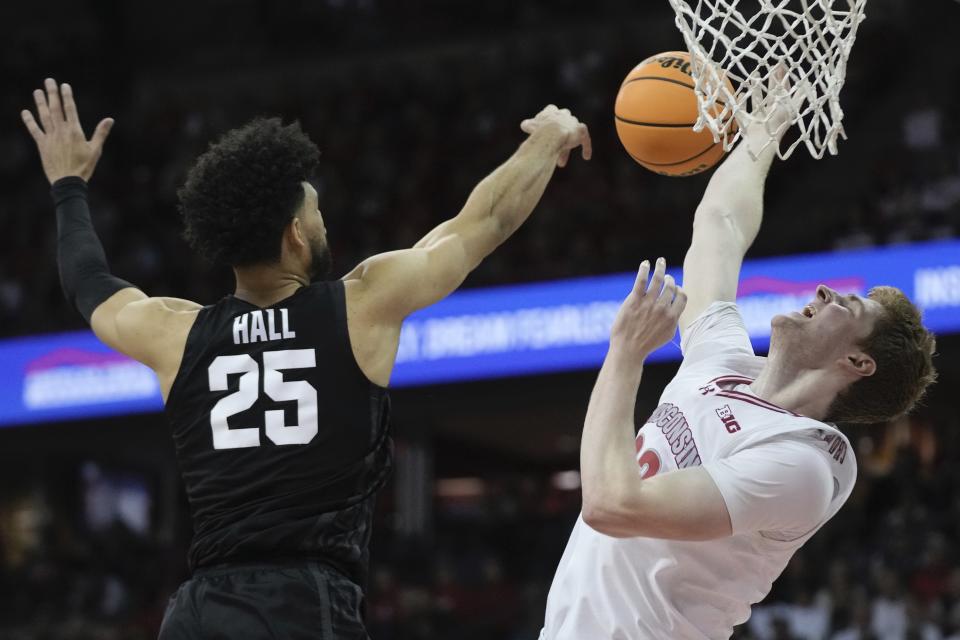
692, 204, 738, 230
691, 206, 750, 248
581, 501, 612, 533
581, 494, 638, 539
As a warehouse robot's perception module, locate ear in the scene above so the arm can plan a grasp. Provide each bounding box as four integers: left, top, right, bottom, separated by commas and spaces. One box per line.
840, 351, 876, 379
286, 216, 308, 250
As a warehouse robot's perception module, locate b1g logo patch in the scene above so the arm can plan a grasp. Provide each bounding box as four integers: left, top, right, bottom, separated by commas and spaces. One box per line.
716, 404, 741, 434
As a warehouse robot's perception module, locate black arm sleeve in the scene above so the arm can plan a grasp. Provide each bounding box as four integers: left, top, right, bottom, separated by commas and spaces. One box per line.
51, 176, 136, 323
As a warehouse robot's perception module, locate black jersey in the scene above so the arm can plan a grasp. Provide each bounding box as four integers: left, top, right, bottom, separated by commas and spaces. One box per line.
164, 281, 392, 586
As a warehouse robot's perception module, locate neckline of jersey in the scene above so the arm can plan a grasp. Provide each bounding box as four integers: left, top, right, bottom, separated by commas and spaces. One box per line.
708, 374, 802, 417
730, 383, 801, 417
228, 284, 310, 310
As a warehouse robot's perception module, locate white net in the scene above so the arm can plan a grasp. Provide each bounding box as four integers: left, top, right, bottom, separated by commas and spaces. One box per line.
667, 0, 867, 159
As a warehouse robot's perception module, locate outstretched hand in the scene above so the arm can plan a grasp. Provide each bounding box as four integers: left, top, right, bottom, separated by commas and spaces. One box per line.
609, 258, 687, 367
743, 63, 802, 149
520, 104, 592, 168
21, 78, 114, 184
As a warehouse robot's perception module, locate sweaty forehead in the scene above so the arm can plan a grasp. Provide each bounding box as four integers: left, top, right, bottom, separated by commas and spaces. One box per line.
861, 294, 885, 321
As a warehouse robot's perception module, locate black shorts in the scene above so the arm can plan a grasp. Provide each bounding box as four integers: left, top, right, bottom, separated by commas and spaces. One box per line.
158, 561, 368, 640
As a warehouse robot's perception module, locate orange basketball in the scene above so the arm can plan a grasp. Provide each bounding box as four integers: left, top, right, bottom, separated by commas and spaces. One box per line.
614, 51, 737, 177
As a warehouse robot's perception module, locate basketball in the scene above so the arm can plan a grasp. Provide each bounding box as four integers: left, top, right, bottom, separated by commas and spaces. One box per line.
615, 51, 736, 177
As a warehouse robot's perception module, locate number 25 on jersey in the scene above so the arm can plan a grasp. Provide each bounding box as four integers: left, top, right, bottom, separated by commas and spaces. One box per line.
207, 348, 318, 449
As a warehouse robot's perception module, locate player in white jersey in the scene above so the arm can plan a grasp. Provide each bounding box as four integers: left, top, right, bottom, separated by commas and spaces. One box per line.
540, 80, 937, 639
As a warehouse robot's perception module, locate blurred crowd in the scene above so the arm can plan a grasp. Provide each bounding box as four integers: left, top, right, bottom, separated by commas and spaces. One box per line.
735, 414, 960, 640
2, 412, 959, 639
1, 1, 957, 337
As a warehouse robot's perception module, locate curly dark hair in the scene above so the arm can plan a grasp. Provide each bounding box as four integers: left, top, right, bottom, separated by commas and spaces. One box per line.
178, 118, 320, 266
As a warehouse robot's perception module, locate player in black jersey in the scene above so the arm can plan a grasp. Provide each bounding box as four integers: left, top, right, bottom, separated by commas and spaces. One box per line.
21, 78, 591, 638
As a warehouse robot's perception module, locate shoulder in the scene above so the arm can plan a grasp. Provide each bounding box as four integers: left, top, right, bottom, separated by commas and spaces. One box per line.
782, 425, 857, 475
774, 428, 858, 526
340, 256, 413, 327
749, 425, 857, 505
807, 426, 858, 490
680, 301, 755, 366
705, 435, 840, 539
341, 276, 369, 320
117, 296, 202, 325
115, 297, 201, 369
726, 409, 856, 472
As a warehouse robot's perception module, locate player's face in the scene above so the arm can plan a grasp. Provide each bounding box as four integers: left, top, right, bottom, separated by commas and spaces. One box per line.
770, 285, 883, 367
301, 182, 332, 281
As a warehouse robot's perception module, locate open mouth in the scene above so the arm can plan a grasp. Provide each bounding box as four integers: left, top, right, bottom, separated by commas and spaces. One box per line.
801, 305, 817, 319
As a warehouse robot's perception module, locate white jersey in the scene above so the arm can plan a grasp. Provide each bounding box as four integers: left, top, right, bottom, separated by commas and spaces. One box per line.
542, 302, 857, 640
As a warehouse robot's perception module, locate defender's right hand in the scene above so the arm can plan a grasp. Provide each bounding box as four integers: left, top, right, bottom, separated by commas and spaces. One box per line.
520, 105, 592, 168
609, 258, 687, 368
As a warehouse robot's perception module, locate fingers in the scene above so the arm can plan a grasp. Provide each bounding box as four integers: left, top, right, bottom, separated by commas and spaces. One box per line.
646, 257, 666, 297
530, 104, 558, 120
674, 287, 688, 315
642, 258, 685, 311
521, 105, 561, 135
655, 266, 687, 328
579, 123, 592, 161
45, 78, 64, 125
526, 104, 591, 165
34, 89, 52, 132
21, 110, 44, 142
658, 274, 677, 306
769, 62, 787, 88
61, 82, 80, 127
632, 260, 651, 295
91, 118, 115, 149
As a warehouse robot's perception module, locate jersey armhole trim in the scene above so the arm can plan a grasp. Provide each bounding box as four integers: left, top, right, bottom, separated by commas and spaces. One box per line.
330, 280, 389, 393
163, 305, 212, 411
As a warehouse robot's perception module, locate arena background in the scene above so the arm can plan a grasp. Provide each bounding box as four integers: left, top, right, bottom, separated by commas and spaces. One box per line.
1, 1, 959, 638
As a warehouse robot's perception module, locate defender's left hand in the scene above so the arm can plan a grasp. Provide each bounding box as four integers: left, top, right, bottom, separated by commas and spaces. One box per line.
520, 104, 592, 168
21, 78, 114, 184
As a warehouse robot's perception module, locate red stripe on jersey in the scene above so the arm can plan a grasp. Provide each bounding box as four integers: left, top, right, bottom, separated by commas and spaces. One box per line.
714, 390, 800, 416
704, 374, 801, 416
707, 374, 754, 386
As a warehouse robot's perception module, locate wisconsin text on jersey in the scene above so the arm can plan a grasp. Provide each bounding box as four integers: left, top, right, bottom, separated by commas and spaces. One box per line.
232, 308, 296, 344
642, 402, 702, 469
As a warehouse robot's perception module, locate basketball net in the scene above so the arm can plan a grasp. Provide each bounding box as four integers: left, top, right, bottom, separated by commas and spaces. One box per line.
667, 0, 867, 159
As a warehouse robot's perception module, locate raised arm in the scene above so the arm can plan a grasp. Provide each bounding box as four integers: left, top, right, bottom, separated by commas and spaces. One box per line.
579, 258, 732, 540
343, 105, 591, 323
678, 72, 794, 337
21, 79, 199, 384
